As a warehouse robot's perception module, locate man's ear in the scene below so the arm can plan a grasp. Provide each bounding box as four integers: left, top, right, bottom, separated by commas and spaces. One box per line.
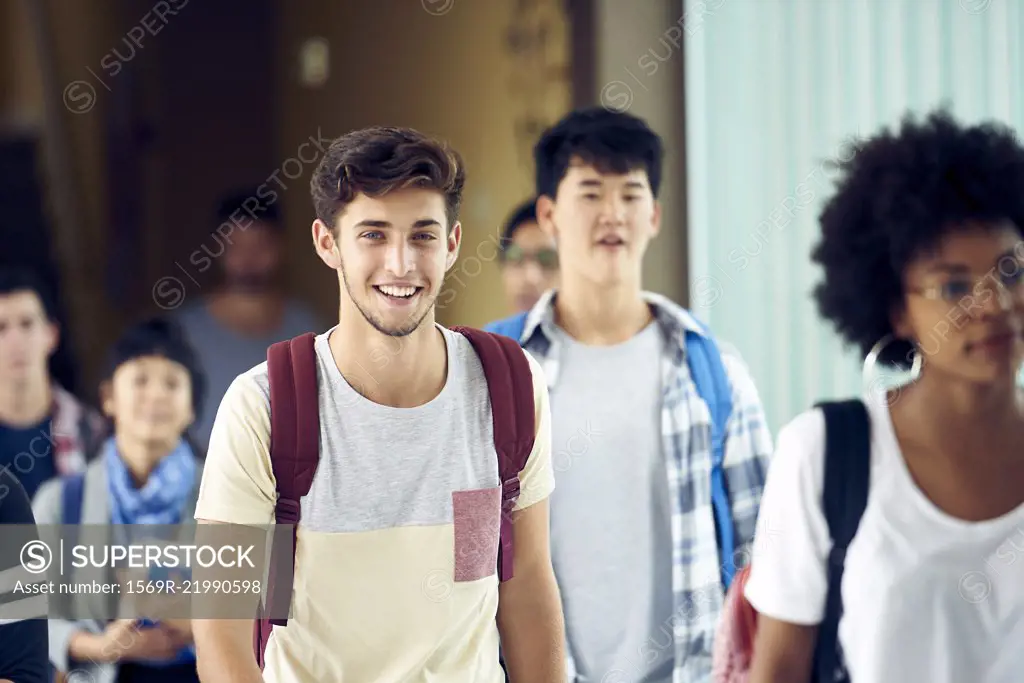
99, 380, 115, 418
313, 219, 341, 269
44, 320, 60, 358
535, 195, 557, 241
445, 221, 463, 273
651, 199, 663, 238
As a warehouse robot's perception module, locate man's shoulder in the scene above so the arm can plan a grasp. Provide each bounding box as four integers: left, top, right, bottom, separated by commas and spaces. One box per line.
236, 329, 331, 405
220, 361, 272, 413
0, 467, 33, 525
167, 300, 208, 325
482, 311, 529, 339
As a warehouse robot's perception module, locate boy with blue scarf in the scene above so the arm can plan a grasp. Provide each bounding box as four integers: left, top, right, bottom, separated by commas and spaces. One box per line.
32, 318, 207, 683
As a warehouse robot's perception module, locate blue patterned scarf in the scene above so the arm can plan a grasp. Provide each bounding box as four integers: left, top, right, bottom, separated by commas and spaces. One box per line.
104, 437, 196, 526
104, 436, 198, 666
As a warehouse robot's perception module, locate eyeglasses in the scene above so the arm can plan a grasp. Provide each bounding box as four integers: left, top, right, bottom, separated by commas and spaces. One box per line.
907, 265, 1024, 305
503, 245, 559, 270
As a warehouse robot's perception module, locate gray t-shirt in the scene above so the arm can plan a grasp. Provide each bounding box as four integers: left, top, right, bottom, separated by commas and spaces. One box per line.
546, 321, 675, 683
172, 300, 323, 449
193, 323, 554, 681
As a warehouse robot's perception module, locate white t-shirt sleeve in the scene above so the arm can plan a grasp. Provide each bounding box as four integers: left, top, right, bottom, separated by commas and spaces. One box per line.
743, 407, 833, 625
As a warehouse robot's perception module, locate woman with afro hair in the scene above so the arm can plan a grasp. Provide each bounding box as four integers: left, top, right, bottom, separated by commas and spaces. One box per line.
741, 109, 1024, 683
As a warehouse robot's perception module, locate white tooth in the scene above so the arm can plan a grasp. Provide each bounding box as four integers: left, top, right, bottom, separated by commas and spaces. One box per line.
379, 285, 416, 297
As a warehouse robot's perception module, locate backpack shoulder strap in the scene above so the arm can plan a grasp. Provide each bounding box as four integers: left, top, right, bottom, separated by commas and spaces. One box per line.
254, 332, 321, 669
77, 411, 95, 461
684, 328, 737, 588
61, 472, 86, 526
813, 398, 871, 683
451, 326, 536, 582
482, 311, 529, 342
61, 472, 86, 561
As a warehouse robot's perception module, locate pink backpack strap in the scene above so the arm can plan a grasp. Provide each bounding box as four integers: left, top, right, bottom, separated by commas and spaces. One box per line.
451, 326, 536, 581
254, 332, 321, 670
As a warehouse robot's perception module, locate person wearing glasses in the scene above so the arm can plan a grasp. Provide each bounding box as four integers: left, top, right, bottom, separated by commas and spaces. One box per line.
743, 109, 1024, 683
497, 199, 559, 314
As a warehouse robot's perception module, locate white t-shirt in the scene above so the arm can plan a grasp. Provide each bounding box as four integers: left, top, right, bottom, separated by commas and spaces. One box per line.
744, 393, 1024, 683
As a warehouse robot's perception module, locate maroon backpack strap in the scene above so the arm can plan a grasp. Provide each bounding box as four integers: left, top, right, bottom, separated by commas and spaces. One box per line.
253, 332, 321, 669
451, 326, 536, 582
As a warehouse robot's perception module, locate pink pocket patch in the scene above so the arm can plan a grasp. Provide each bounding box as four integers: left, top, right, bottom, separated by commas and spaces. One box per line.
452, 487, 502, 582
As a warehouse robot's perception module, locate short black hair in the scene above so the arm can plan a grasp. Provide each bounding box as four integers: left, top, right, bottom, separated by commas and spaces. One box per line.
0, 267, 57, 320
104, 317, 207, 419
498, 199, 538, 261
216, 188, 281, 230
534, 106, 664, 199
811, 108, 1024, 366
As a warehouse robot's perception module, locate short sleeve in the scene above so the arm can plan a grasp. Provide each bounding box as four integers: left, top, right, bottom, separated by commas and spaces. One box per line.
512, 351, 554, 511
193, 372, 277, 526
742, 408, 832, 625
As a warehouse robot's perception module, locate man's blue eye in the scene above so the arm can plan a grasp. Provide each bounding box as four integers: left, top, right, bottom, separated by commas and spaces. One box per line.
940, 280, 972, 299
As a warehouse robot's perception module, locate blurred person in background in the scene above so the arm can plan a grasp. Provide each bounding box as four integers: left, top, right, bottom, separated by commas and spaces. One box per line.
497, 198, 559, 314
0, 467, 50, 683
171, 190, 323, 449
32, 318, 206, 683
0, 267, 104, 500
744, 111, 1024, 683
485, 107, 774, 683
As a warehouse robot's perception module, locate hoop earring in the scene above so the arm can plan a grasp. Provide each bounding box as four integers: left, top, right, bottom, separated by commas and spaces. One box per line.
862, 333, 923, 390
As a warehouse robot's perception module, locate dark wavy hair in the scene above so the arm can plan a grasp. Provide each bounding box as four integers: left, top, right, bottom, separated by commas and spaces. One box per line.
811, 108, 1024, 366
310, 126, 466, 233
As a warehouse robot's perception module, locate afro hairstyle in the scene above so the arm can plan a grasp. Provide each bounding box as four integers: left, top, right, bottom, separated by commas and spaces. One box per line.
811, 107, 1024, 366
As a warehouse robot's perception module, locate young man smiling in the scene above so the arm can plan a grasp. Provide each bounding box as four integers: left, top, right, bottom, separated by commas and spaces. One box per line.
192, 126, 565, 683
486, 107, 774, 683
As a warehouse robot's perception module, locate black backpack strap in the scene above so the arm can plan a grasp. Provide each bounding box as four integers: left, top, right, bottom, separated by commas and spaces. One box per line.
813, 399, 871, 683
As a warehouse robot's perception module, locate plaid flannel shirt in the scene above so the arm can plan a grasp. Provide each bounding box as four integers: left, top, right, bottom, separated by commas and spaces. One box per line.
516, 290, 774, 683
51, 383, 105, 476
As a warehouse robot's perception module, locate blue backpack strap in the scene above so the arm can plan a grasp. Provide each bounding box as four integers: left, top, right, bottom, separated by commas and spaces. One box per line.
684, 327, 736, 589
483, 312, 529, 342
61, 472, 86, 526
61, 472, 86, 575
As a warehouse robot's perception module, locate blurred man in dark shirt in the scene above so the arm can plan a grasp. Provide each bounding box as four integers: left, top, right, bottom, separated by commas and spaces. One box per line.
0, 268, 103, 500
170, 190, 323, 449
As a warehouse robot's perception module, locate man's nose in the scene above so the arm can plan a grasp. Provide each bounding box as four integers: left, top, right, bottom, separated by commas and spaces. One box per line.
599, 195, 627, 223
523, 261, 546, 284
384, 242, 415, 275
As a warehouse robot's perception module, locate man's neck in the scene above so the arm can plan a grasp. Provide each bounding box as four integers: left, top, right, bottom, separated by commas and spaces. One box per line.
207, 289, 285, 336
554, 277, 653, 345
0, 374, 53, 427
329, 312, 448, 408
